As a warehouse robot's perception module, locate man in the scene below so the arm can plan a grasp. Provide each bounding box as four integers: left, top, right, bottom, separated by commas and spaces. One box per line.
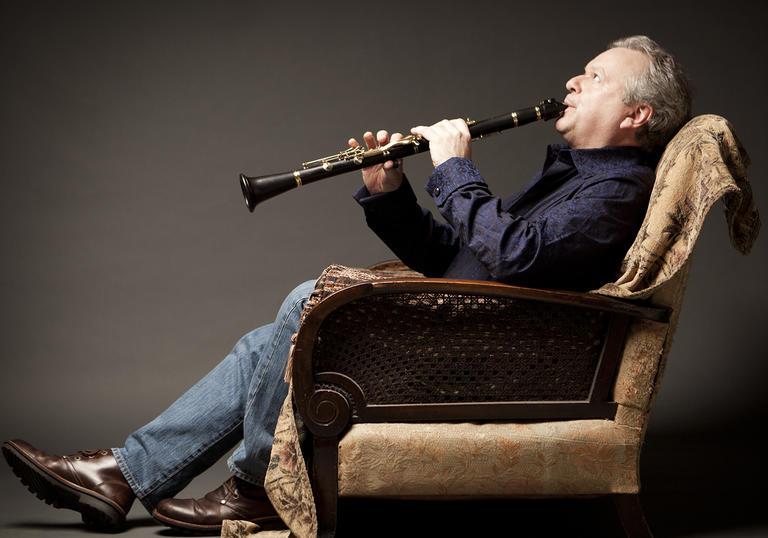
2, 35, 691, 534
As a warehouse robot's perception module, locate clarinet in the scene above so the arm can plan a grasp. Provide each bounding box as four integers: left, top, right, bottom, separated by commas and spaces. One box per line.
239, 98, 567, 211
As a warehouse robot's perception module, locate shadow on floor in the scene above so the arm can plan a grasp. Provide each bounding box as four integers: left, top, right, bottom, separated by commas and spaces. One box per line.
4, 517, 158, 535
640, 428, 767, 537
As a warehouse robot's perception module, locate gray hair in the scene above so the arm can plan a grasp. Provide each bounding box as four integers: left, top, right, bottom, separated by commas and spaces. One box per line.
609, 35, 693, 152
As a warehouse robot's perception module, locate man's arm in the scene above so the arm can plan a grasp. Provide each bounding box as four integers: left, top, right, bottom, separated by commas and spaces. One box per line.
350, 129, 461, 276
354, 178, 460, 276
427, 157, 650, 287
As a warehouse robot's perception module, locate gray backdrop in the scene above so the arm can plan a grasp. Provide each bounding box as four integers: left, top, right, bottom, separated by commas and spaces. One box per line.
1, 0, 766, 471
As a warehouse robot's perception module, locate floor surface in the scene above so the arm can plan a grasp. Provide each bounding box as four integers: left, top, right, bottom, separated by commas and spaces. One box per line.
1, 431, 766, 537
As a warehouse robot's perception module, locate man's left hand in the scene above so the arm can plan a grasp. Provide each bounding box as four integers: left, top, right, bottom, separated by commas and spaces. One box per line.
410, 119, 472, 168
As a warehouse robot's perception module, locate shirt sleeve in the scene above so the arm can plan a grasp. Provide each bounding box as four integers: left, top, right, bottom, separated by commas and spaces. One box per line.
426, 157, 650, 287
353, 177, 460, 276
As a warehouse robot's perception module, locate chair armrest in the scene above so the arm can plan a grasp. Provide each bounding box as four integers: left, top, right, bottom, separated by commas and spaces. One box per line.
292, 278, 669, 436
362, 262, 669, 321
366, 278, 669, 321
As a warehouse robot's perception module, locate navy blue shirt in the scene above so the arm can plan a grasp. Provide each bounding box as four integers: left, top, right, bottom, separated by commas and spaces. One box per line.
354, 144, 657, 291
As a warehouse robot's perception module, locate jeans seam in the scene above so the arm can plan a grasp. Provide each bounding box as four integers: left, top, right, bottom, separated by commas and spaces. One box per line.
226, 454, 265, 486
241, 295, 304, 420
139, 418, 244, 499
112, 448, 144, 498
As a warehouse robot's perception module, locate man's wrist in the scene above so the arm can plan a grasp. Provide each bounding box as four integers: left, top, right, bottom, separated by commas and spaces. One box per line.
425, 157, 484, 206
365, 182, 400, 196
354, 176, 416, 211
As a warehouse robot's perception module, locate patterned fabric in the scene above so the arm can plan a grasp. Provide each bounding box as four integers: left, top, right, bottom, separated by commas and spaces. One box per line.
594, 114, 759, 298
355, 145, 657, 290
224, 115, 759, 538
611, 262, 691, 430
221, 520, 289, 538
261, 385, 315, 537
336, 421, 641, 497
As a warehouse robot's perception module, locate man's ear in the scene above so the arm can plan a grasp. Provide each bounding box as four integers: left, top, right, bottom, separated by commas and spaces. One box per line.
619, 103, 653, 129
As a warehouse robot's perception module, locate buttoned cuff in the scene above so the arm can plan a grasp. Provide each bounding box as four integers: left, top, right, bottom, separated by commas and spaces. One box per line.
353, 177, 418, 216
424, 157, 485, 206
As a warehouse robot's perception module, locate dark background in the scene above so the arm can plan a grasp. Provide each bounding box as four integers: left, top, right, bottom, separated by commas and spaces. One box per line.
1, 0, 766, 536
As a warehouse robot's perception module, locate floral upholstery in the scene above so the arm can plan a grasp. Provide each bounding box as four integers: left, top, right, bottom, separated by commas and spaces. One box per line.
595, 115, 758, 299
337, 420, 641, 498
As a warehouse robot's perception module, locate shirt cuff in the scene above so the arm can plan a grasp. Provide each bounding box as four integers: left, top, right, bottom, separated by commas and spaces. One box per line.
353, 177, 419, 216
424, 157, 486, 206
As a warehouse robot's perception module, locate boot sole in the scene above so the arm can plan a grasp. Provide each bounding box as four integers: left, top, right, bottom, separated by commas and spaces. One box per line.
152, 508, 285, 536
2, 441, 127, 531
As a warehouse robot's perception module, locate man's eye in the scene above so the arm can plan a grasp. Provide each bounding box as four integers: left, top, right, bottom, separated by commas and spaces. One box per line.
592, 73, 600, 82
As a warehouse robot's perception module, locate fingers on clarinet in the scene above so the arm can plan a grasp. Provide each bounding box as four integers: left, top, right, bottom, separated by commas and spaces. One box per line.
376, 130, 389, 146
391, 132, 404, 142
383, 158, 401, 170
348, 138, 360, 148
451, 118, 470, 136
363, 131, 376, 149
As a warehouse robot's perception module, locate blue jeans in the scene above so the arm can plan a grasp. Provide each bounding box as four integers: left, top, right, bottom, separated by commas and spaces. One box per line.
112, 280, 315, 512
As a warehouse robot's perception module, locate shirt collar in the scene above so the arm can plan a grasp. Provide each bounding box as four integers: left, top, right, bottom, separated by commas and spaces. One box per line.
544, 143, 657, 176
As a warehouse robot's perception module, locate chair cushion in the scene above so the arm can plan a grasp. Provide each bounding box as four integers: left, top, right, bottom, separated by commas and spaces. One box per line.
337, 420, 642, 497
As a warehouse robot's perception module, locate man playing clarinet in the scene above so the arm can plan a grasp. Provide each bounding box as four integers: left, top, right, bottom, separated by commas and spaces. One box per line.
3, 35, 691, 534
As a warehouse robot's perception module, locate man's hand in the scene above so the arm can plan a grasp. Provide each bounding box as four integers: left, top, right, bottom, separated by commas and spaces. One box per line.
349, 130, 404, 195
410, 119, 472, 168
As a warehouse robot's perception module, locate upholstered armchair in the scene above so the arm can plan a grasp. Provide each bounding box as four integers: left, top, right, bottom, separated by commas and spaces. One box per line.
293, 264, 678, 538
234, 115, 758, 538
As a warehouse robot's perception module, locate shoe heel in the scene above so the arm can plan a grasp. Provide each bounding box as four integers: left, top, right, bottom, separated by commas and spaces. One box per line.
78, 493, 125, 531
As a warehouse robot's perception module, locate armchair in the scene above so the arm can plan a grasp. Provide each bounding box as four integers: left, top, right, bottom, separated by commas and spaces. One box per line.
291, 262, 681, 538
240, 115, 758, 538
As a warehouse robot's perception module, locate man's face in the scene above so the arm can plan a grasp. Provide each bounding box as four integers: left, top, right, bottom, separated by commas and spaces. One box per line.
555, 47, 649, 149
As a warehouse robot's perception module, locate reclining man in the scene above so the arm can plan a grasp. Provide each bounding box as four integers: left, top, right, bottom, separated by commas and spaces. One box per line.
3, 35, 691, 534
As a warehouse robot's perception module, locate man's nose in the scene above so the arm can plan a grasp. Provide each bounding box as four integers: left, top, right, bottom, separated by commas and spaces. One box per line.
565, 75, 581, 93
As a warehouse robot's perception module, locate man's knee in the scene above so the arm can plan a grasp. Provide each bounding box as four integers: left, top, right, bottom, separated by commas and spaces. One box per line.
276, 279, 316, 324
284, 280, 315, 309
291, 279, 316, 303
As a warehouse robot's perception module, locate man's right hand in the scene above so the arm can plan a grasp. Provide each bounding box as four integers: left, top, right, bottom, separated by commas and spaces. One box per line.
348, 130, 404, 195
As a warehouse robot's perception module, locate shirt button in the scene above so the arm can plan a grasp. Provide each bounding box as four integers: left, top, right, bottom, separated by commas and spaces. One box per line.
433, 187, 441, 196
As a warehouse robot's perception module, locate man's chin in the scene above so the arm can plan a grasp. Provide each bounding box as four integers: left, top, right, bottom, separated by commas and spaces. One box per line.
554, 122, 574, 147
554, 117, 569, 137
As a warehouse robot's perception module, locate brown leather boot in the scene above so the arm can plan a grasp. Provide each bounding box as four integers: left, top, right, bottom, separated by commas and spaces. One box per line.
2, 439, 135, 531
152, 476, 284, 535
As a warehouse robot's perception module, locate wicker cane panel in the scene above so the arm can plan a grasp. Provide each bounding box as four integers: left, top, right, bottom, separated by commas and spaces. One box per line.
312, 292, 610, 405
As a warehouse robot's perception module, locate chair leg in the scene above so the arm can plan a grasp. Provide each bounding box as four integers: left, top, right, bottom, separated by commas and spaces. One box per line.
612, 494, 653, 538
312, 436, 339, 538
